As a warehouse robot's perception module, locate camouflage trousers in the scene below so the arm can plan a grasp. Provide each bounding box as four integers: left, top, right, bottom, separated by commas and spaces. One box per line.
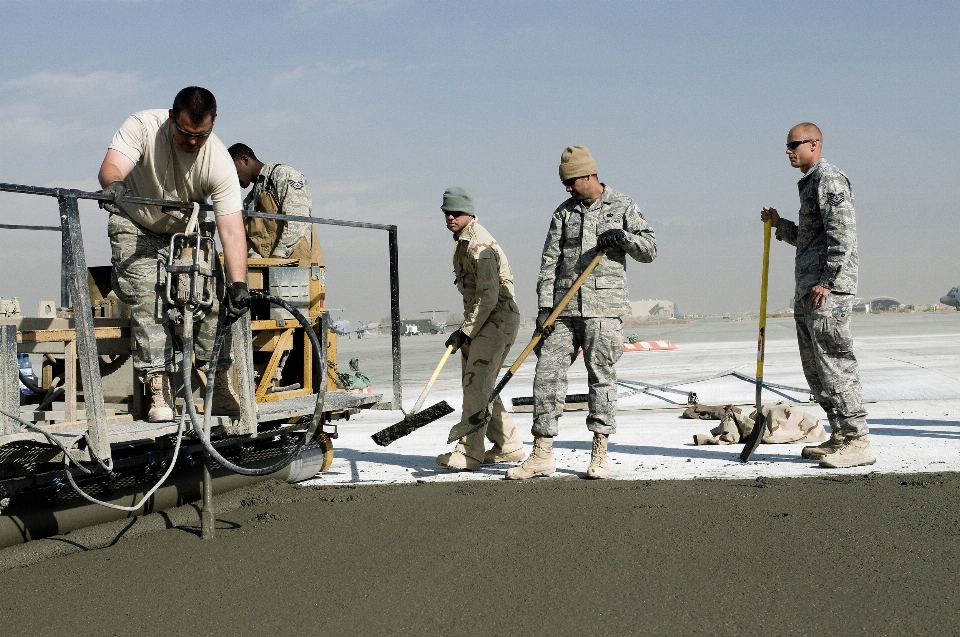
532, 317, 624, 437
108, 214, 229, 382
795, 292, 868, 437
455, 309, 521, 461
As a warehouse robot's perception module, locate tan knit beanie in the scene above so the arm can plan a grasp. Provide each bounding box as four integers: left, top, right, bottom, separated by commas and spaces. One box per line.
558, 146, 598, 181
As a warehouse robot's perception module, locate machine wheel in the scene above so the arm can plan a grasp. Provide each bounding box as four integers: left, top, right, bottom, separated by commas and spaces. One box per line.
313, 431, 335, 472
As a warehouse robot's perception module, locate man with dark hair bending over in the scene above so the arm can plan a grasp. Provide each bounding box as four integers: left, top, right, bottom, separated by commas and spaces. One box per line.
228, 143, 318, 264
97, 86, 250, 423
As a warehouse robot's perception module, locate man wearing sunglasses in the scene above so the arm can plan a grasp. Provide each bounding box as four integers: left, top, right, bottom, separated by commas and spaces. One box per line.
507, 146, 657, 480
97, 86, 249, 423
436, 187, 525, 471
760, 122, 874, 468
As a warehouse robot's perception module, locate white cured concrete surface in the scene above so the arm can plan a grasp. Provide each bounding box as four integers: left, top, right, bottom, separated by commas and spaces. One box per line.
304, 312, 960, 486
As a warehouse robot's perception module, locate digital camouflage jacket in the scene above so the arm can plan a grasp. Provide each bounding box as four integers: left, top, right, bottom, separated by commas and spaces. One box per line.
537, 187, 657, 318
776, 158, 858, 297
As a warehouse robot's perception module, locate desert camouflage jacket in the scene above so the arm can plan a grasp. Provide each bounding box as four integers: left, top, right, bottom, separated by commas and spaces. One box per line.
537, 186, 657, 318
776, 158, 858, 297
243, 163, 313, 257
454, 219, 519, 338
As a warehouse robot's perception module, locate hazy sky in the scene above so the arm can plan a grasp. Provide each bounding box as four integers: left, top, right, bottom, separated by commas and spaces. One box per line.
1, 1, 958, 324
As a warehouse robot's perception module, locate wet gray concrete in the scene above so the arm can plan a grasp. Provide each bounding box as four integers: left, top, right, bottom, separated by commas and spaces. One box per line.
1, 474, 959, 636
2, 312, 959, 635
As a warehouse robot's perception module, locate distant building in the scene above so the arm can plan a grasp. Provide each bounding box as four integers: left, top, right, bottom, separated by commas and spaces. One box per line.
869, 297, 903, 312
400, 318, 446, 334
630, 299, 676, 319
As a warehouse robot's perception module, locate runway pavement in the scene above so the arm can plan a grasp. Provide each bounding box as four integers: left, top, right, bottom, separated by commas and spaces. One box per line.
319, 311, 960, 485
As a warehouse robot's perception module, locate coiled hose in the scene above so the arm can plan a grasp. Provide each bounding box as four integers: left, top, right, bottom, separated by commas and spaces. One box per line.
181, 292, 326, 476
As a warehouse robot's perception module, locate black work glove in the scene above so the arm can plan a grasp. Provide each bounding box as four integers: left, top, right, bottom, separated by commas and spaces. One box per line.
223, 282, 251, 323
99, 180, 127, 214
597, 228, 626, 251
535, 308, 555, 338
445, 329, 471, 353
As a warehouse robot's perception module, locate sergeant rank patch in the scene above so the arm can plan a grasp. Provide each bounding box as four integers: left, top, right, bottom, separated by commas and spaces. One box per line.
289, 179, 304, 190
827, 192, 845, 206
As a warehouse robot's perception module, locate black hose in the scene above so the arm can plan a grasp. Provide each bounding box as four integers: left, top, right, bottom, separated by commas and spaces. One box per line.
18, 370, 43, 395
181, 293, 326, 476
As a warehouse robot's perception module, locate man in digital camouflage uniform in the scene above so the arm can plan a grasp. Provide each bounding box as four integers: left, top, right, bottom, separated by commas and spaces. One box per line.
97, 87, 250, 423
436, 187, 525, 471
228, 143, 318, 264
761, 122, 874, 468
507, 146, 657, 480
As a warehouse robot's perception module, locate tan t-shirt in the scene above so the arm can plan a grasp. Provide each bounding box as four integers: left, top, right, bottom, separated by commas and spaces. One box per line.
108, 109, 242, 234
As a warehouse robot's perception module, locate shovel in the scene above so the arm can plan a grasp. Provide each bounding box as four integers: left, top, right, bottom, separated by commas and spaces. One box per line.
371, 344, 456, 446
446, 249, 607, 444
740, 219, 772, 462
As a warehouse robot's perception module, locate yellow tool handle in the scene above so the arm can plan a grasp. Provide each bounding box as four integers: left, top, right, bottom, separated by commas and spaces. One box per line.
756, 220, 771, 380
506, 249, 606, 376
411, 344, 455, 414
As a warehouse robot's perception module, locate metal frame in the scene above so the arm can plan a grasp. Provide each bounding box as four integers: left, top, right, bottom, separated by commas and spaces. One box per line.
0, 183, 404, 435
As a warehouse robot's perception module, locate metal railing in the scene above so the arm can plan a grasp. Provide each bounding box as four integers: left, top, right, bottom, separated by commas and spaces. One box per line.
0, 183, 404, 454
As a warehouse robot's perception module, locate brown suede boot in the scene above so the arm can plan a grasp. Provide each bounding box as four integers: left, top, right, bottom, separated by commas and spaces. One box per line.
436, 447, 482, 471
147, 373, 174, 423
211, 368, 242, 417
801, 429, 844, 460
819, 435, 876, 468
483, 427, 525, 464
505, 436, 555, 480
586, 432, 610, 479
438, 430, 484, 471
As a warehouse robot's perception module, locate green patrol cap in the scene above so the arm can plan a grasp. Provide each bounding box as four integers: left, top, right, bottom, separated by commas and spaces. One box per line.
441, 186, 475, 216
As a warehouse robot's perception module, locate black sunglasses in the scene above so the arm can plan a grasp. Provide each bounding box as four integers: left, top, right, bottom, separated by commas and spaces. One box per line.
173, 120, 213, 139
786, 139, 814, 150
562, 176, 586, 188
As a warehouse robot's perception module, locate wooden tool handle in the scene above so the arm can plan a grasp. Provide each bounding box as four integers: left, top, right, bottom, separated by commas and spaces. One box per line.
411, 344, 455, 414
506, 249, 606, 376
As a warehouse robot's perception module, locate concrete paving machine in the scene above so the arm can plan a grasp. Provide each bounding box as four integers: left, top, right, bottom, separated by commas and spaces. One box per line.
0, 183, 404, 546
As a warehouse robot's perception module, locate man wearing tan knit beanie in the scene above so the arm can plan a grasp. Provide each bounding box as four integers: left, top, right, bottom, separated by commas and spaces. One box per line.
506, 146, 658, 481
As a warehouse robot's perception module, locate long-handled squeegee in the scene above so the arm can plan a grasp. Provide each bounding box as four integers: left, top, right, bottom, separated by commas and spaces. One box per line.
740, 219, 772, 462
446, 249, 606, 444
371, 345, 456, 446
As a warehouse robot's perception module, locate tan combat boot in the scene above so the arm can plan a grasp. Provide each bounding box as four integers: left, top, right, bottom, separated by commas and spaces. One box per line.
211, 368, 242, 417
437, 445, 482, 471
147, 373, 174, 423
483, 428, 525, 464
505, 436, 555, 480
586, 432, 610, 479
801, 429, 844, 460
819, 435, 876, 468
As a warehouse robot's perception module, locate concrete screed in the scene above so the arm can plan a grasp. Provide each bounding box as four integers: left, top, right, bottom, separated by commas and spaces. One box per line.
317, 312, 960, 485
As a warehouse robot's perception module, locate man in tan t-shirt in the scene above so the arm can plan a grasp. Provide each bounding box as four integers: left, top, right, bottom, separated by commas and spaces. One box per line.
97, 86, 249, 422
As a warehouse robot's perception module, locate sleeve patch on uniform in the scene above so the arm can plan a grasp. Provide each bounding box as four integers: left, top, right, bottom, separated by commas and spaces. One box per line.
827, 192, 845, 206
288, 179, 304, 190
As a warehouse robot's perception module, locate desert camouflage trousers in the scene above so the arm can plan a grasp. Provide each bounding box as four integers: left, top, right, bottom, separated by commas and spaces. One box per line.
532, 317, 624, 437
108, 213, 229, 382
454, 309, 521, 461
795, 292, 868, 437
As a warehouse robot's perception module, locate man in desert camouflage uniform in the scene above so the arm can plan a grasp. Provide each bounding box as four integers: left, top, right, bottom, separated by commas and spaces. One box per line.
761, 122, 874, 468
507, 146, 657, 480
229, 143, 318, 263
97, 87, 249, 423
436, 187, 525, 471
